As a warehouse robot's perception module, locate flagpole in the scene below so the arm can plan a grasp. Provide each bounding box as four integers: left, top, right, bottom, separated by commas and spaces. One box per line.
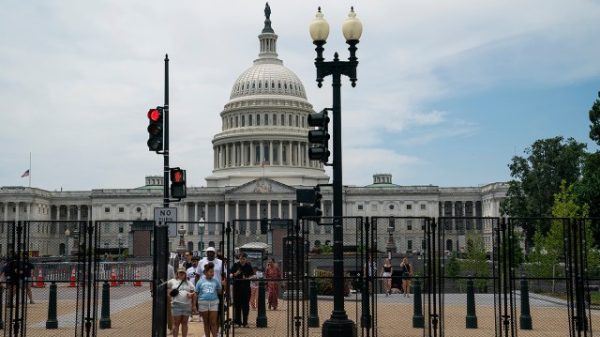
29, 152, 31, 188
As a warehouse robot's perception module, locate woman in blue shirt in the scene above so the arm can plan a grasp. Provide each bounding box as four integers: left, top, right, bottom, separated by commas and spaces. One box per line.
196, 262, 221, 337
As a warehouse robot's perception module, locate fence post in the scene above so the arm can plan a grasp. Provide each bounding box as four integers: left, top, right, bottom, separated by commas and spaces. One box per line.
519, 278, 532, 330
0, 285, 4, 330
309, 278, 320, 327
412, 279, 424, 328
466, 277, 478, 329
45, 282, 58, 329
99, 281, 112, 329
256, 280, 267, 328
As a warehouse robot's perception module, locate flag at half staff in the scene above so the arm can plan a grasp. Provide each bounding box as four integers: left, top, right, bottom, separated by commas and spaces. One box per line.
21, 169, 30, 178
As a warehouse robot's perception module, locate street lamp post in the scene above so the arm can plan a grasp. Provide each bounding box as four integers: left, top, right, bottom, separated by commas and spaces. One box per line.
65, 228, 71, 257
309, 7, 362, 337
198, 217, 205, 257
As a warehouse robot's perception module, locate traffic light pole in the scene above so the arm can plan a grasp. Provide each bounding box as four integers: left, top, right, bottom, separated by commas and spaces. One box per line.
314, 42, 359, 337
152, 54, 170, 337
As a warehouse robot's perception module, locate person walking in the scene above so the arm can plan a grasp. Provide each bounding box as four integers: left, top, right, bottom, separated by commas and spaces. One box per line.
196, 262, 221, 337
400, 257, 413, 297
197, 247, 224, 330
249, 267, 259, 310
167, 266, 196, 337
382, 258, 393, 296
230, 253, 254, 327
264, 259, 281, 310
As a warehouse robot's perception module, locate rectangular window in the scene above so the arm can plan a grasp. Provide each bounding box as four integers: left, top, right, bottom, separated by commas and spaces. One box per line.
407, 220, 412, 231
371, 204, 377, 211
288, 115, 292, 126
104, 207, 110, 213
257, 115, 261, 126
273, 114, 277, 125
242, 115, 245, 126
407, 240, 413, 251
119, 207, 124, 213
264, 114, 269, 126
235, 116, 239, 127
119, 225, 124, 233
249, 115, 253, 126
357, 204, 363, 210
406, 204, 412, 210
255, 145, 261, 164
421, 204, 426, 210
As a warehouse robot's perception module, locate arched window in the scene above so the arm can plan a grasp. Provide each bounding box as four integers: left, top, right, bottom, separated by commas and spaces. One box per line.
288, 115, 292, 126
249, 115, 253, 126
273, 114, 277, 125
256, 114, 261, 126
264, 114, 269, 126
241, 115, 245, 126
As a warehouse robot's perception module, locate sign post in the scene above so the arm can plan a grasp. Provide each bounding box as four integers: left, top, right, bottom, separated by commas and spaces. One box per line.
154, 207, 178, 237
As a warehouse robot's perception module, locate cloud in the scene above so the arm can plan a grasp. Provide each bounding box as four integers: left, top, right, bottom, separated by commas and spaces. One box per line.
0, 0, 599, 189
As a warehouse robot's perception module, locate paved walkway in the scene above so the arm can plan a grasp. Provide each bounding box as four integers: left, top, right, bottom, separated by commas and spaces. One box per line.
16, 289, 600, 336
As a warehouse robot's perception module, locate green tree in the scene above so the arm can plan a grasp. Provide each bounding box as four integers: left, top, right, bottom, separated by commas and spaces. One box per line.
588, 91, 600, 145
577, 92, 600, 222
500, 137, 587, 242
461, 232, 489, 291
551, 181, 600, 274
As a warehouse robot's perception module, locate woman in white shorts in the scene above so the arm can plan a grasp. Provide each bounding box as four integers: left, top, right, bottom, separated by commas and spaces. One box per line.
196, 262, 222, 337
382, 258, 393, 296
168, 267, 196, 337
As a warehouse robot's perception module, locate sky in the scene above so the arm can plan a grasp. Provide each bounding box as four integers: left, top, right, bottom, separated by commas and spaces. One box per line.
1, 0, 600, 191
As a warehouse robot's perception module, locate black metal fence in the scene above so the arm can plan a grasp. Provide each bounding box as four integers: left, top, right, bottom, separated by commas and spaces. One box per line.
1, 217, 599, 337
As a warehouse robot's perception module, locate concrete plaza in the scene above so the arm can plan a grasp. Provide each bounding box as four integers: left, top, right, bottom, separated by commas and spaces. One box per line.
15, 286, 600, 336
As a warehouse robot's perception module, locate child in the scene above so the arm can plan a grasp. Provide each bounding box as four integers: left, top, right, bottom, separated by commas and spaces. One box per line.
196, 262, 222, 337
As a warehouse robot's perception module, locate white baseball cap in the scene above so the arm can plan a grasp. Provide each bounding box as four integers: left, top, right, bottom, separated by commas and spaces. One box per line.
205, 247, 216, 253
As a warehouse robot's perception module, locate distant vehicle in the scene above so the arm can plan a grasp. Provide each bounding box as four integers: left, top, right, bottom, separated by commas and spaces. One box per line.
238, 242, 269, 271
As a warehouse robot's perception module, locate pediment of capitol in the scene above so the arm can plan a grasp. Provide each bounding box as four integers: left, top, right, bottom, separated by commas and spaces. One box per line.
225, 178, 295, 196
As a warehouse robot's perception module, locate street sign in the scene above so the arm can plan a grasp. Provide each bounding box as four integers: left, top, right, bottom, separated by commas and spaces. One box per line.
154, 207, 178, 238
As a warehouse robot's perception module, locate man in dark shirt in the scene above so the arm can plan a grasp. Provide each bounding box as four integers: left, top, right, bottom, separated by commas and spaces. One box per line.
230, 253, 254, 327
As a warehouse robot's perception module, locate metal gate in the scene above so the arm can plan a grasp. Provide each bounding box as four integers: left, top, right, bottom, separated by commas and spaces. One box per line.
1, 221, 30, 337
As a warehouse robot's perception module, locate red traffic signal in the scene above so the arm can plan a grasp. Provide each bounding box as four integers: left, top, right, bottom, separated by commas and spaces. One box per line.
170, 167, 187, 199
147, 108, 162, 122
147, 107, 164, 152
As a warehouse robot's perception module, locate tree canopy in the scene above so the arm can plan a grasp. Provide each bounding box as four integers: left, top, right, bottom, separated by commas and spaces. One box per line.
500, 136, 587, 240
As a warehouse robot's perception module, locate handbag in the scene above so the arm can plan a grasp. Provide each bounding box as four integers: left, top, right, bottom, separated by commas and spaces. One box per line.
169, 280, 184, 297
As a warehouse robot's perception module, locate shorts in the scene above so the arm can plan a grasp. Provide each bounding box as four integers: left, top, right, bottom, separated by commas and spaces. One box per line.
198, 299, 219, 312
171, 301, 192, 317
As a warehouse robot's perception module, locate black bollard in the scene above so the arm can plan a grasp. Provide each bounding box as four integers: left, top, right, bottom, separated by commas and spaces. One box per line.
256, 279, 267, 328
46, 282, 58, 329
99, 281, 112, 329
309, 278, 320, 327
519, 278, 532, 330
412, 279, 424, 328
465, 277, 478, 329
360, 276, 371, 331
0, 285, 4, 330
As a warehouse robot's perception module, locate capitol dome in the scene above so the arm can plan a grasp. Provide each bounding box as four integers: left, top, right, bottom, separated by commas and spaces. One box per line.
230, 63, 307, 100
205, 4, 329, 188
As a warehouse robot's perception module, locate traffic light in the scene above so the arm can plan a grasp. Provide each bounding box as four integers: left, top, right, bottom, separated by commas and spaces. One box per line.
170, 167, 187, 199
147, 107, 164, 152
313, 186, 323, 217
307, 109, 330, 163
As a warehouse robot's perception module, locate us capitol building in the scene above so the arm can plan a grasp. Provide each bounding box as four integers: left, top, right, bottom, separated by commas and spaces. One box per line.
0, 7, 507, 257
